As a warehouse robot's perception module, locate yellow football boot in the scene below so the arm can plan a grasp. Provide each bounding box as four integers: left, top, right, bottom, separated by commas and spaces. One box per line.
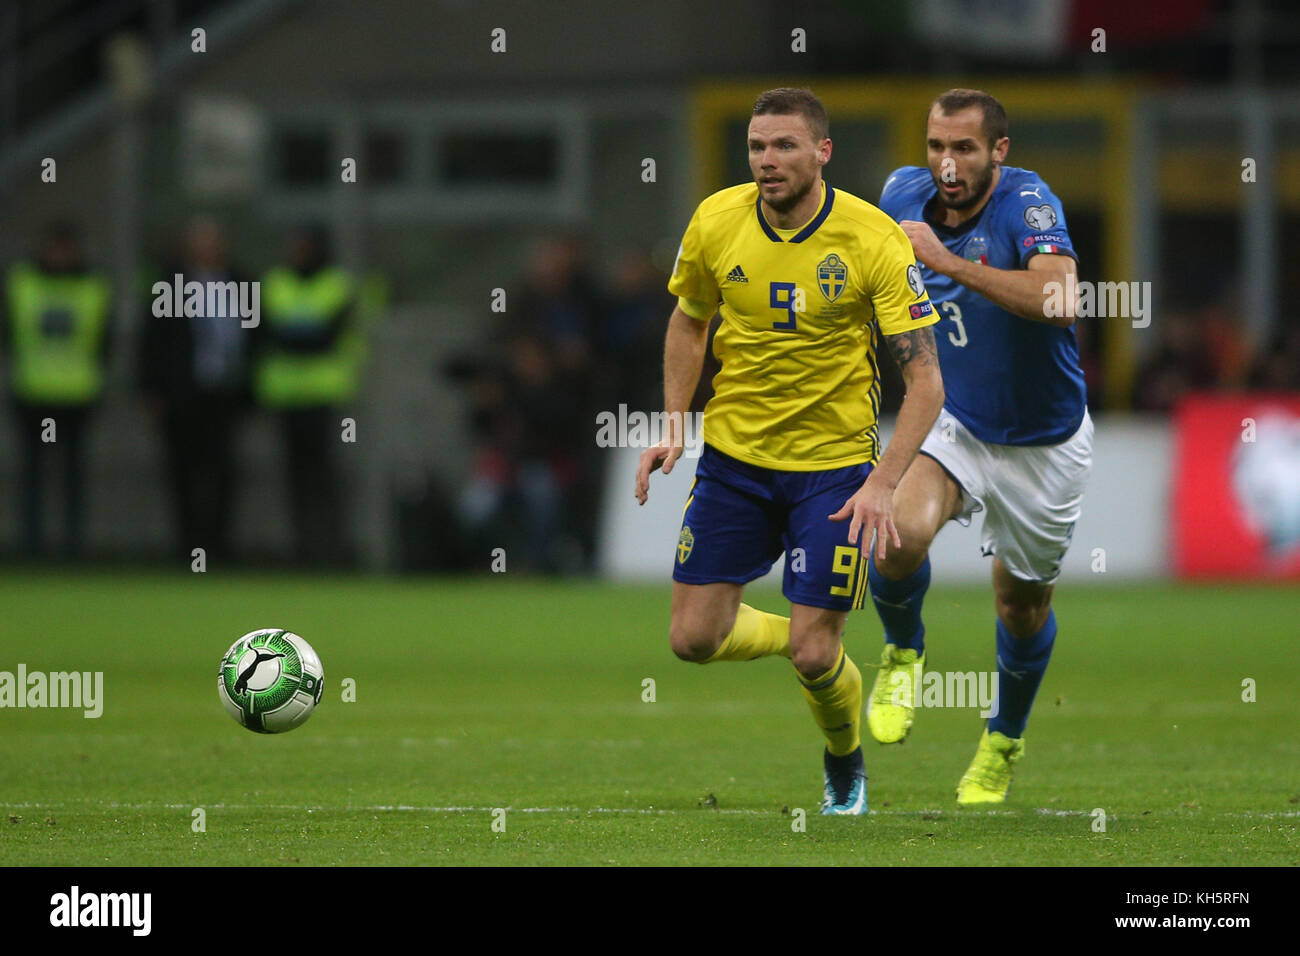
956, 729, 1024, 805
865, 644, 924, 744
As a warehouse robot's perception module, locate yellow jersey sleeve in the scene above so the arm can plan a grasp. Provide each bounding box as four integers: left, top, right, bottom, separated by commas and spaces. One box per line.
868, 224, 938, 336
667, 206, 721, 321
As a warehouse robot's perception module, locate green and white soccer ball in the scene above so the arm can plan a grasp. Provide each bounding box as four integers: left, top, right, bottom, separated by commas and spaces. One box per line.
218, 629, 324, 733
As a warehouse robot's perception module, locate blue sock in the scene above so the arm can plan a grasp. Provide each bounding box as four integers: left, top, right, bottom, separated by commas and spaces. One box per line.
867, 555, 929, 653
988, 610, 1056, 739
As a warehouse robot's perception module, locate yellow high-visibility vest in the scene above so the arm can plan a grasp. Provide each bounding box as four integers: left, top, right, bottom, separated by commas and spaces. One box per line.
6, 263, 111, 404
255, 267, 359, 407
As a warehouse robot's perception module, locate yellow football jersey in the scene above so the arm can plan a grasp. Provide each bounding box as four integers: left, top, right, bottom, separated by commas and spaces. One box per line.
669, 181, 938, 470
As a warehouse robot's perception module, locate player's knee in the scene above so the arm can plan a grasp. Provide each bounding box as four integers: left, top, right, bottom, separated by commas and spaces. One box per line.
995, 597, 1049, 639
670, 633, 714, 663
875, 526, 930, 580
669, 616, 730, 663
789, 641, 839, 682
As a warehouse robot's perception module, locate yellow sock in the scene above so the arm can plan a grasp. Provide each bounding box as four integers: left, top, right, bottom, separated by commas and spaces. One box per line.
704, 604, 791, 661
798, 647, 862, 756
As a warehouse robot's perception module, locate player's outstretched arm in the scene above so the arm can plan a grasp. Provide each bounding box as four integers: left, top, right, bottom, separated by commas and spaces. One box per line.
634, 304, 710, 505
899, 219, 1078, 327
829, 325, 944, 559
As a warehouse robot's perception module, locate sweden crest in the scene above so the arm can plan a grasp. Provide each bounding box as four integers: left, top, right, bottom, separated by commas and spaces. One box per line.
677, 526, 694, 564
817, 254, 848, 302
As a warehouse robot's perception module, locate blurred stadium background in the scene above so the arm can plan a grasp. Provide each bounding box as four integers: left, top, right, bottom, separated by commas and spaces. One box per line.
4, 0, 1300, 873
2, 0, 1298, 583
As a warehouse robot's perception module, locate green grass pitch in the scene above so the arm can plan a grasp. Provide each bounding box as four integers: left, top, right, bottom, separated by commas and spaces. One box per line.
1, 570, 1296, 865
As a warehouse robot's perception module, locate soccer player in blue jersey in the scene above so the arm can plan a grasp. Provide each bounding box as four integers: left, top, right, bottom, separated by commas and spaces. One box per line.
634, 89, 945, 815
867, 89, 1092, 804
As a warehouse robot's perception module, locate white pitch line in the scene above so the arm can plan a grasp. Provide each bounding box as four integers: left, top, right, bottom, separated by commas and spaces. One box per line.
1, 801, 1297, 818
0, 801, 983, 816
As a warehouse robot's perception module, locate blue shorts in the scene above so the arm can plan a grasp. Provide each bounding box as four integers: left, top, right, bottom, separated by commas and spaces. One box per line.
673, 444, 875, 611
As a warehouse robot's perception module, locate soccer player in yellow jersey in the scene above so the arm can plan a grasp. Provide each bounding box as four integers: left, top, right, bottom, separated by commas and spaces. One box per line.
634, 89, 945, 814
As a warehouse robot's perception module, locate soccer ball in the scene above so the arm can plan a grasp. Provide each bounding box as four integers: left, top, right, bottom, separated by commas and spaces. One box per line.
218, 629, 324, 733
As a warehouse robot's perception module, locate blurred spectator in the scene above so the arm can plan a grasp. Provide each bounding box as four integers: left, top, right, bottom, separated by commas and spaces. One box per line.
1200, 291, 1249, 388
1133, 308, 1221, 411
595, 247, 673, 412
139, 217, 253, 563
1133, 283, 1256, 410
255, 224, 360, 567
451, 236, 603, 572
2, 222, 111, 558
1248, 321, 1300, 390
1072, 315, 1105, 412
510, 235, 598, 377
455, 330, 587, 572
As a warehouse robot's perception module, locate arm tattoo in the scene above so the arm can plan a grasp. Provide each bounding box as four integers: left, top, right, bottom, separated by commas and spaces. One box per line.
884, 325, 940, 369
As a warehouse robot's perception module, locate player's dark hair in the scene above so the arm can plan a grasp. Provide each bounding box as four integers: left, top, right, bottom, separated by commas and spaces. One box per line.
931, 89, 1008, 148
752, 88, 829, 143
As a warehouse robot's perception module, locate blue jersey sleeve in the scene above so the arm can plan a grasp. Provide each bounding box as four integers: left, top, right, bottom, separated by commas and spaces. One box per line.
878, 166, 924, 221
879, 168, 903, 210
1000, 178, 1078, 268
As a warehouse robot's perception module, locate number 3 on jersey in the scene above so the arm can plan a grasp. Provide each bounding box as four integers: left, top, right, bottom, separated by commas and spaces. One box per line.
770, 282, 804, 331
939, 300, 968, 348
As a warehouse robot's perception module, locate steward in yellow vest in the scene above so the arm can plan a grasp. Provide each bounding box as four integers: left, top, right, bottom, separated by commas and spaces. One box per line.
2, 224, 111, 558
255, 231, 358, 409
256, 225, 358, 566
5, 253, 110, 405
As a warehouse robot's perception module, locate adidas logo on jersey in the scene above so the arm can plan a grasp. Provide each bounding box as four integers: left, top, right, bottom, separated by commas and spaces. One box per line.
726, 265, 748, 283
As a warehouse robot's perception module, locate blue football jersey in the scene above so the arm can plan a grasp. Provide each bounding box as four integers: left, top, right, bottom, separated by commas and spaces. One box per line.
879, 165, 1087, 446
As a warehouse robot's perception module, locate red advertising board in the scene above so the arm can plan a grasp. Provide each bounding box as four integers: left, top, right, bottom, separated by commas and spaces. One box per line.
1172, 393, 1300, 579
